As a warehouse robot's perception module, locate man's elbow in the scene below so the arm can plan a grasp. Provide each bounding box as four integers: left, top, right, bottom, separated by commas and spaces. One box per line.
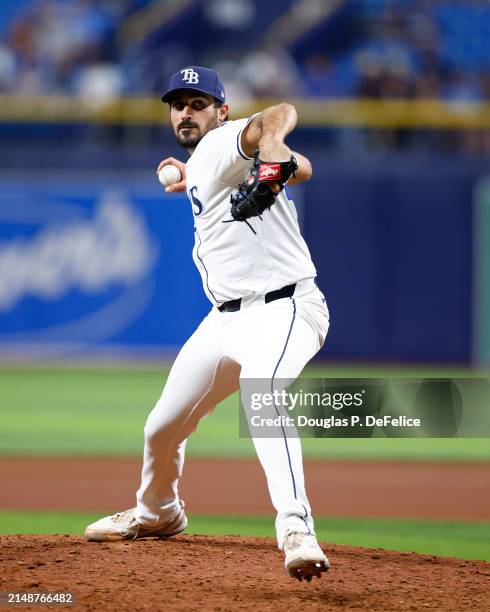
279, 102, 297, 121
267, 102, 297, 122
279, 102, 296, 113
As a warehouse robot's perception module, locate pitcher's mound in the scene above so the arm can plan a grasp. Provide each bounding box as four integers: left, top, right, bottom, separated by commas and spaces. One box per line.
2, 535, 489, 610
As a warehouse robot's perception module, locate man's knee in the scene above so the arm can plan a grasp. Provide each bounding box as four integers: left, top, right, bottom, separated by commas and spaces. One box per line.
143, 402, 182, 444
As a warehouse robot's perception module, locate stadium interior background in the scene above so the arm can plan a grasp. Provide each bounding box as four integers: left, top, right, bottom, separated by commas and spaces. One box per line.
2, 0, 490, 576
1, 0, 489, 364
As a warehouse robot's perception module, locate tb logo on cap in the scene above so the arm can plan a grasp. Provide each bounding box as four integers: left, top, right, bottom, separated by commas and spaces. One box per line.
181, 68, 199, 84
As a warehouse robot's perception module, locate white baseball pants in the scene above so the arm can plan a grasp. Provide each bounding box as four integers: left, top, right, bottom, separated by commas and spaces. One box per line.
135, 279, 329, 548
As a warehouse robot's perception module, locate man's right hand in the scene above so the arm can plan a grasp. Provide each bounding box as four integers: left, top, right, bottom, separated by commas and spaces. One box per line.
156, 157, 187, 193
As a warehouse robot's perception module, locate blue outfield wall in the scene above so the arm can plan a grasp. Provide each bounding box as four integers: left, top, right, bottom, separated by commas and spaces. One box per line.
305, 157, 475, 363
0, 172, 209, 358
0, 158, 481, 362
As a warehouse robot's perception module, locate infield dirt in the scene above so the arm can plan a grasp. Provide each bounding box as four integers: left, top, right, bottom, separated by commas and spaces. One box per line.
2, 534, 489, 611
2, 457, 490, 519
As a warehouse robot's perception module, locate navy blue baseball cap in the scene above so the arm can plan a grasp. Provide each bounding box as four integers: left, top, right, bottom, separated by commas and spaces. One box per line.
161, 66, 226, 104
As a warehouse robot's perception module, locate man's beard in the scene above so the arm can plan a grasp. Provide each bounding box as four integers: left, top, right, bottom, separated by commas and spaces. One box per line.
175, 126, 202, 149
174, 113, 220, 149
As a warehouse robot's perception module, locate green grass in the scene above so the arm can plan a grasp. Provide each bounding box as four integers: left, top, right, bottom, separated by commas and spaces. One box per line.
1, 363, 489, 460
1, 511, 489, 562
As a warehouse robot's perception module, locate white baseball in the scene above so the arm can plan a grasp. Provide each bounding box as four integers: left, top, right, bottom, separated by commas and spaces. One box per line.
158, 165, 181, 187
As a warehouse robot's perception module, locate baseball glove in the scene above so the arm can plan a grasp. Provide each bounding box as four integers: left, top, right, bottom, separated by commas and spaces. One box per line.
226, 150, 298, 231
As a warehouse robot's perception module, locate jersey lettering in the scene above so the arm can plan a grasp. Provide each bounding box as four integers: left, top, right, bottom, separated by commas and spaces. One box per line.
189, 186, 204, 216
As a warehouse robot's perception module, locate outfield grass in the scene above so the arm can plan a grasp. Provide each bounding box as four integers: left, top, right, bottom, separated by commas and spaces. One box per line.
1, 511, 489, 562
1, 364, 489, 460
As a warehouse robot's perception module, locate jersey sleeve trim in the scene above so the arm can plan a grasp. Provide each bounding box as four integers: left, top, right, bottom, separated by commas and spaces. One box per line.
236, 115, 256, 161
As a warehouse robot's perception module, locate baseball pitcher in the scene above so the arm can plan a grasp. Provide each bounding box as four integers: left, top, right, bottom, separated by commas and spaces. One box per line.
85, 66, 330, 581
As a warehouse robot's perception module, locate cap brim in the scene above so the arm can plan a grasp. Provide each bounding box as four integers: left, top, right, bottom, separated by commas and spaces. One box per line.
161, 86, 224, 103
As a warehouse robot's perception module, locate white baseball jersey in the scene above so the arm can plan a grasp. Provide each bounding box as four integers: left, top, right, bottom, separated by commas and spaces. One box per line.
185, 117, 317, 304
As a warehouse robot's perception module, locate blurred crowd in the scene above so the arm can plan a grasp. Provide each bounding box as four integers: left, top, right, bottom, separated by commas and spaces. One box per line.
0, 0, 126, 99
1, 0, 489, 99
0, 0, 489, 154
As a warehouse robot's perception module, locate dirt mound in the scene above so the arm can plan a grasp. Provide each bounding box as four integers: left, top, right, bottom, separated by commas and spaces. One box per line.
1, 535, 489, 611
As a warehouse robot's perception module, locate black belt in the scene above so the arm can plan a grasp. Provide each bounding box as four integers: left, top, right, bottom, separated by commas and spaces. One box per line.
218, 283, 296, 313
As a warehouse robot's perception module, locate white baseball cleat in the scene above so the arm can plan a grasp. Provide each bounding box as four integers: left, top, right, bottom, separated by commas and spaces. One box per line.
283, 530, 330, 581
84, 500, 187, 542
